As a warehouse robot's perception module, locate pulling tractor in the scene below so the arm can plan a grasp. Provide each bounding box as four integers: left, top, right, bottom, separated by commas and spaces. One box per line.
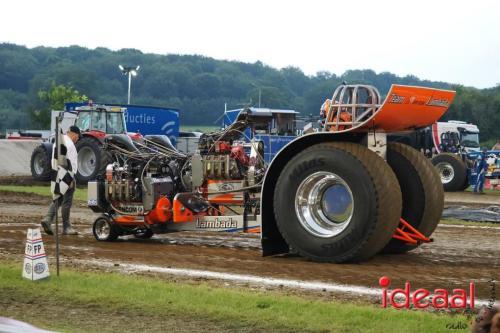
88, 84, 455, 263
30, 104, 142, 184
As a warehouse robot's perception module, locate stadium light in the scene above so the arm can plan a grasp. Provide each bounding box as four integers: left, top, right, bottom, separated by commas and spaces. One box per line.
119, 65, 140, 104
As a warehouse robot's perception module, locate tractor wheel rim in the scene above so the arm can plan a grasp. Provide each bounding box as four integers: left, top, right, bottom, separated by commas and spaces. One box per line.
295, 171, 354, 238
78, 147, 96, 177
436, 162, 454, 184
95, 219, 111, 239
33, 152, 45, 175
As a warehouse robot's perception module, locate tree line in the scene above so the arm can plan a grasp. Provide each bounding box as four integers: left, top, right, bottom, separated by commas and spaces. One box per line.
0, 43, 498, 144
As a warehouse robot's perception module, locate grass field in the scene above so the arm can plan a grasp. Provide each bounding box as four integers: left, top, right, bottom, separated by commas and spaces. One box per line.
0, 185, 87, 201
465, 187, 500, 196
0, 262, 469, 333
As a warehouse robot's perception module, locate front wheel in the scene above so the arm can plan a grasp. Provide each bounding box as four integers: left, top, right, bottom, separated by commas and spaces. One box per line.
273, 142, 402, 263
93, 216, 120, 241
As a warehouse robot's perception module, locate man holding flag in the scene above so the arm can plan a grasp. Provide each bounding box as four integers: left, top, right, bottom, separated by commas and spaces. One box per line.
41, 125, 81, 235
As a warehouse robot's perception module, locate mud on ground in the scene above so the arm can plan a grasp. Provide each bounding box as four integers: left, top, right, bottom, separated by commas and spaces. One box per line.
0, 190, 499, 303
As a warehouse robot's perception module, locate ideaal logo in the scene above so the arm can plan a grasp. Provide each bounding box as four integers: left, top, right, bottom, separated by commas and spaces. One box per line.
379, 276, 475, 309
379, 277, 498, 331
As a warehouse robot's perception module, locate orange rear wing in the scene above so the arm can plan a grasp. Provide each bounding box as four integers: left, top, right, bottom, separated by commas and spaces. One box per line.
361, 85, 456, 132
322, 84, 456, 133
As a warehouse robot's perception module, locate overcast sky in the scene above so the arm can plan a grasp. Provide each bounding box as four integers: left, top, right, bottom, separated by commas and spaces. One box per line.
2, 0, 499, 88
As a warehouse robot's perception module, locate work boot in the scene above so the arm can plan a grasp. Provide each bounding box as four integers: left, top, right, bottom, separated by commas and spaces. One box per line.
41, 220, 53, 236
63, 227, 79, 235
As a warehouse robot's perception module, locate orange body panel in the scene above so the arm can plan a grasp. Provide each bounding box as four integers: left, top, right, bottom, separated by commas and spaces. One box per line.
172, 198, 194, 223
208, 194, 244, 205
145, 197, 172, 224
206, 180, 245, 205
360, 85, 456, 132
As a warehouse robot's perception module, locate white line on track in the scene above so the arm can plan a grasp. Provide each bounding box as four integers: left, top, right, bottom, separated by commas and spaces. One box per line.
70, 259, 496, 307
438, 224, 500, 230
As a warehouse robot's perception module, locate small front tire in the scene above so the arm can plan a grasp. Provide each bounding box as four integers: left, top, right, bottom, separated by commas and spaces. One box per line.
93, 216, 120, 241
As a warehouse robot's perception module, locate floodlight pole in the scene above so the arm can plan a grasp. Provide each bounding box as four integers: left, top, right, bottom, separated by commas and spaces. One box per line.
119, 65, 140, 105
250, 83, 262, 108
127, 71, 132, 105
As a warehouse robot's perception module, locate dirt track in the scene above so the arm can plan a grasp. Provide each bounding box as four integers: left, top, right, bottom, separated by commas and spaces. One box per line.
0, 190, 499, 301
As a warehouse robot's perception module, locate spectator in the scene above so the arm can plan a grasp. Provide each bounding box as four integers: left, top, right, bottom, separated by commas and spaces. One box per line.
474, 147, 489, 194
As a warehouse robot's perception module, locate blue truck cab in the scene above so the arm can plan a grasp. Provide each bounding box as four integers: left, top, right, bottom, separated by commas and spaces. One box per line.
222, 108, 300, 163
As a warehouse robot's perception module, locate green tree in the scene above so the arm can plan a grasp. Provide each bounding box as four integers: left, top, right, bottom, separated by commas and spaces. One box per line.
33, 82, 88, 128
0, 43, 499, 142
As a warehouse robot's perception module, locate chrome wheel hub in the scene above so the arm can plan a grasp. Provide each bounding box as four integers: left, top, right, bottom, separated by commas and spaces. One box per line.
95, 219, 111, 239
78, 146, 96, 177
295, 171, 354, 238
435, 162, 454, 184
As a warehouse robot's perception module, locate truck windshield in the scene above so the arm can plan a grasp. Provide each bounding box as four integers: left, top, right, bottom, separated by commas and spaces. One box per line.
461, 132, 479, 148
106, 112, 126, 134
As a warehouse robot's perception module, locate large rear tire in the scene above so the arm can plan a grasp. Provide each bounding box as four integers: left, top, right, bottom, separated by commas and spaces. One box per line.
431, 153, 467, 191
382, 142, 444, 254
273, 142, 402, 263
30, 145, 52, 181
75, 137, 111, 184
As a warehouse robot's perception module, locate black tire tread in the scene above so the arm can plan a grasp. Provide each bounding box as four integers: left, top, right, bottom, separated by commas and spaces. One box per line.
383, 142, 444, 254
134, 229, 154, 239
431, 153, 467, 192
93, 215, 119, 241
30, 145, 51, 181
75, 137, 111, 184
273, 142, 402, 263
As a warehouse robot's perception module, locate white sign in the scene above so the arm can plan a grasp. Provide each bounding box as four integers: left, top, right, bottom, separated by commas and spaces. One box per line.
22, 228, 50, 281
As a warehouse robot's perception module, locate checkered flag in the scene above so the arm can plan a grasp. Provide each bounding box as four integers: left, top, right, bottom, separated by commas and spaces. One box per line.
50, 128, 75, 201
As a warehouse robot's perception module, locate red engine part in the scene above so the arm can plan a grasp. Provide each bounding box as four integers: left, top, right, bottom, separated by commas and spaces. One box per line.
230, 145, 249, 166
215, 141, 232, 153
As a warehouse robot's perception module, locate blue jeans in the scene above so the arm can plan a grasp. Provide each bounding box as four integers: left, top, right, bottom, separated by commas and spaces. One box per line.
474, 172, 485, 192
